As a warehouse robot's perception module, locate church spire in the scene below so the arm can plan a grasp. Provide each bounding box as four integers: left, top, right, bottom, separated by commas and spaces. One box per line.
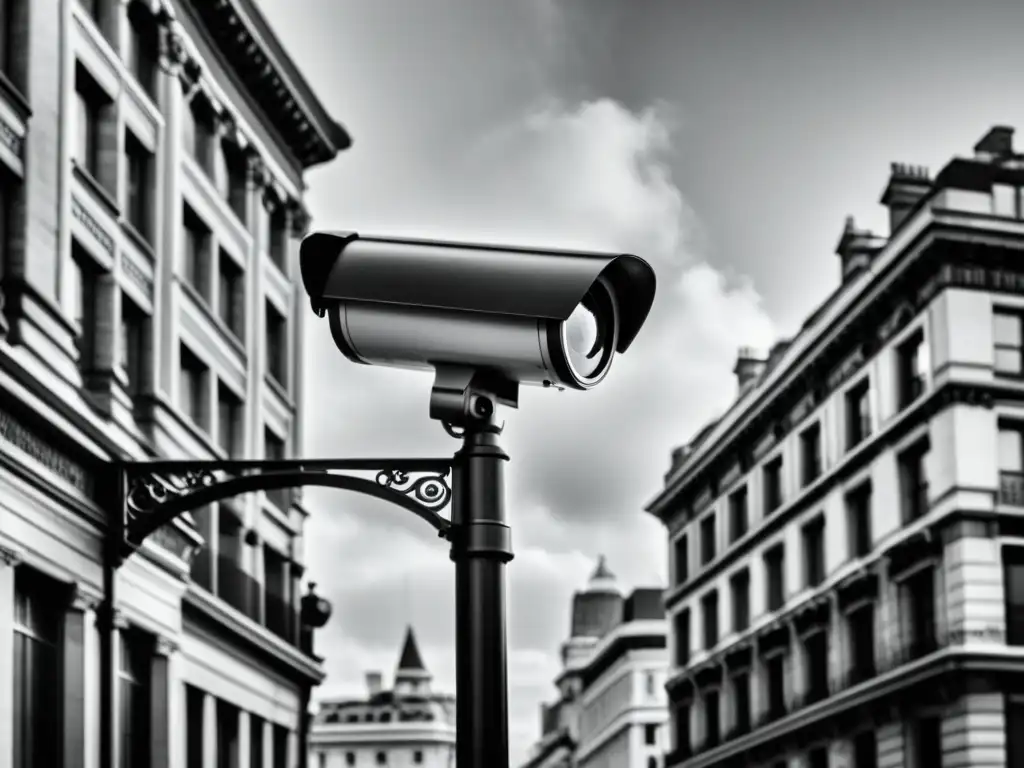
394, 626, 432, 696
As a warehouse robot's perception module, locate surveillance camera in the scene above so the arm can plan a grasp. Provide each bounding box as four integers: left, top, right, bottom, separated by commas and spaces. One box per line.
299, 231, 656, 391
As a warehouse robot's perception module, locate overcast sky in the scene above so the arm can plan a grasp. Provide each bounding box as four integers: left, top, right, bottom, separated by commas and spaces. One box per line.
253, 0, 1024, 762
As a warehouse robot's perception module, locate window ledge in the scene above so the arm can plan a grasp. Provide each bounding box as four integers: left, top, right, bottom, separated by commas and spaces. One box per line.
0, 70, 31, 121
264, 372, 294, 408
72, 161, 119, 217
121, 218, 154, 259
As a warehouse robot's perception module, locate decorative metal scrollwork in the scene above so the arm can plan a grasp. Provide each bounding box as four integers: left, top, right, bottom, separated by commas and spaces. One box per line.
126, 469, 218, 524
375, 469, 452, 512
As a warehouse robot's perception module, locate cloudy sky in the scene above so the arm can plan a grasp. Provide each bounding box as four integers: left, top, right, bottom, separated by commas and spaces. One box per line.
253, 0, 1024, 761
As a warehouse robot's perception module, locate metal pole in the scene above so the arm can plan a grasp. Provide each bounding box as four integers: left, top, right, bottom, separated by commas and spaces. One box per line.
99, 465, 125, 768
449, 423, 513, 767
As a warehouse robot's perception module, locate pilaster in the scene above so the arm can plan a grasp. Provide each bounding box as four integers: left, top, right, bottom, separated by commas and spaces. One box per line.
0, 544, 23, 768
151, 636, 179, 768
202, 689, 217, 768
64, 583, 99, 768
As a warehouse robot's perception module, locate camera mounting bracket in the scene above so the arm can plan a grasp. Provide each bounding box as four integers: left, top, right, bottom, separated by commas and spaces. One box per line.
429, 365, 519, 437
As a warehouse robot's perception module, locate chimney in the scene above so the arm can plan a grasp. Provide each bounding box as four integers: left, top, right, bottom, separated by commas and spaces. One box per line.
365, 671, 383, 697
974, 125, 1015, 161
879, 163, 932, 234
733, 347, 766, 391
834, 216, 886, 282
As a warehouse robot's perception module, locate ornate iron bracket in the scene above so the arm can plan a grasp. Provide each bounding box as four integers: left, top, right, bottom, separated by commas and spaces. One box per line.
119, 458, 453, 567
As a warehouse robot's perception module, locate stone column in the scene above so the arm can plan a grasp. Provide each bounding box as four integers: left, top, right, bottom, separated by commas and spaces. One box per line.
262, 721, 274, 768
238, 710, 251, 768
286, 729, 298, 768
150, 636, 180, 768
202, 689, 217, 768
64, 585, 98, 768
0, 544, 23, 768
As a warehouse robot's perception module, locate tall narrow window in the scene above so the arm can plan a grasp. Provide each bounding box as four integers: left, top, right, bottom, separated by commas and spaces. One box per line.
764, 543, 786, 612
728, 486, 748, 543
268, 205, 289, 267
272, 724, 289, 768
1004, 547, 1024, 646
763, 456, 783, 515
124, 1, 158, 97
897, 330, 927, 408
732, 672, 751, 734
703, 688, 720, 748
674, 609, 691, 667
764, 653, 786, 721
847, 603, 876, 683
265, 300, 288, 388
1007, 697, 1024, 768
800, 423, 822, 487
903, 567, 937, 659
119, 630, 152, 768
125, 132, 153, 240
995, 309, 1024, 377
216, 699, 239, 768
701, 590, 719, 650
182, 206, 210, 299
75, 63, 109, 183
846, 484, 873, 559
802, 515, 826, 588
217, 383, 242, 458
853, 730, 878, 768
222, 143, 249, 224
13, 569, 62, 768
69, 244, 99, 371
730, 568, 750, 633
699, 513, 716, 566
899, 440, 930, 524
185, 686, 204, 768
802, 629, 829, 704
119, 294, 147, 396
846, 379, 872, 449
249, 714, 264, 768
911, 716, 942, 768
218, 253, 245, 339
264, 427, 289, 510
674, 704, 691, 758
1000, 425, 1024, 506
673, 533, 689, 586
179, 345, 208, 429
183, 96, 216, 174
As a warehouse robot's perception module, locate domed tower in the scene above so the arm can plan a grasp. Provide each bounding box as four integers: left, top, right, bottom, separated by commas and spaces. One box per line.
393, 626, 432, 697
558, 556, 625, 699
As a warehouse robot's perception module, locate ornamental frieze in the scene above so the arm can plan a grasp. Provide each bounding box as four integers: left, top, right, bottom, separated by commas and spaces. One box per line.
0, 405, 93, 497
0, 118, 23, 161
122, 255, 153, 299
71, 198, 115, 255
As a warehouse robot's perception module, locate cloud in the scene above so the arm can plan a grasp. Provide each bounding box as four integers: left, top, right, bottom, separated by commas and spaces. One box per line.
302, 97, 774, 764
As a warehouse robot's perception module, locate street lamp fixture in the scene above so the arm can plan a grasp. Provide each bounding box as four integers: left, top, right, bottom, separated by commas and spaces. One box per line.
97, 232, 655, 768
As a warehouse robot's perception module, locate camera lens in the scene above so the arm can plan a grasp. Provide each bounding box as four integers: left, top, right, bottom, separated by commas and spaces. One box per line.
564, 298, 604, 378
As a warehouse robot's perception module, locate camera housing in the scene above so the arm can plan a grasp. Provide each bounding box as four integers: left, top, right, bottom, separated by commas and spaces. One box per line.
299, 231, 656, 393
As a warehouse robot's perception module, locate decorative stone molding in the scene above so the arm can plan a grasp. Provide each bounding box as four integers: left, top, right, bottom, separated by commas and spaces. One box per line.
0, 404, 94, 495
262, 183, 283, 213
121, 254, 154, 299
154, 635, 179, 656
71, 198, 115, 255
289, 200, 311, 237
179, 55, 202, 95
246, 147, 268, 188
112, 610, 130, 631
0, 542, 22, 567
67, 582, 100, 612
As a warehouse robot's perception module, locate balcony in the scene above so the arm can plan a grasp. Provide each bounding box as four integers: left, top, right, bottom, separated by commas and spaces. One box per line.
1001, 471, 1024, 506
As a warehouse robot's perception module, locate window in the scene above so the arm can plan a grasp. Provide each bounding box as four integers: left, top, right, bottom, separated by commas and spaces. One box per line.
413, 751, 424, 765
124, 2, 158, 96
0, 0, 23, 83
701, 590, 719, 650
995, 309, 1024, 376
268, 205, 289, 267
120, 295, 147, 396
903, 567, 937, 659
1004, 547, 1024, 646
216, 699, 239, 768
376, 752, 387, 765
13, 569, 62, 768
764, 653, 786, 720
179, 345, 208, 429
645, 672, 656, 696
183, 96, 216, 174
647, 758, 657, 768
848, 603, 876, 683
732, 672, 751, 733
186, 686, 204, 768
69, 244, 99, 369
764, 543, 786, 612
899, 440, 930, 523
673, 533, 689, 585
699, 513, 716, 566
75, 63, 110, 182
728, 486, 748, 543
846, 484, 872, 559
897, 330, 927, 408
125, 132, 153, 240
346, 754, 356, 767
802, 629, 829, 703
703, 689, 720, 747
853, 730, 878, 768
807, 747, 829, 768
802, 515, 826, 588
218, 253, 245, 339
318, 755, 327, 768
217, 383, 242, 458
763, 456, 783, 515
674, 609, 691, 666
222, 143, 249, 224
730, 568, 750, 633
182, 206, 210, 298
272, 725, 288, 768
674, 703, 691, 757
645, 723, 657, 745
846, 379, 871, 448
249, 715, 264, 768
800, 423, 822, 487
910, 716, 942, 768
265, 300, 288, 387
1007, 698, 1024, 768
264, 428, 289, 509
